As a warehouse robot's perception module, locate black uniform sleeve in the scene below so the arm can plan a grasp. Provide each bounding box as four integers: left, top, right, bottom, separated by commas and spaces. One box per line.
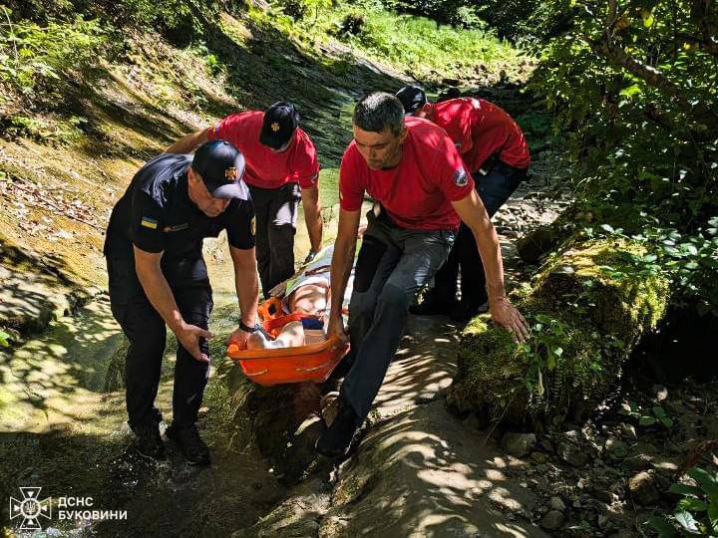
223, 199, 255, 250
128, 191, 165, 253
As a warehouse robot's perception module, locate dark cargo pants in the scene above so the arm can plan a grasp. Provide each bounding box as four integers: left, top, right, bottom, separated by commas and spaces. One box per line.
340, 210, 455, 420
432, 162, 527, 304
106, 256, 213, 430
249, 183, 301, 298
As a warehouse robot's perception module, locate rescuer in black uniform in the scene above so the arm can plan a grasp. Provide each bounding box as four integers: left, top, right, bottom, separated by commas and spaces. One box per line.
104, 140, 260, 465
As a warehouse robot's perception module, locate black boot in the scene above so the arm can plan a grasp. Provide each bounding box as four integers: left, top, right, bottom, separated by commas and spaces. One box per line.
315, 397, 362, 459
132, 420, 165, 461
409, 290, 456, 316
165, 423, 211, 466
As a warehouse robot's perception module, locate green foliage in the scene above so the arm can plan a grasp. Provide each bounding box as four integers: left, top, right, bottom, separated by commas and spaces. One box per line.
583, 218, 718, 315
0, 7, 105, 110
384, 0, 484, 28
474, 0, 571, 42
533, 0, 718, 313
0, 329, 10, 348
107, 0, 216, 45
295, 1, 524, 81
3, 114, 87, 144
620, 401, 673, 428
648, 467, 718, 536
534, 0, 717, 229
516, 313, 570, 397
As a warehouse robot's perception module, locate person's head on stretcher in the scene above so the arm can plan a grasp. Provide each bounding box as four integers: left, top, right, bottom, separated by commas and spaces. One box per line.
247, 283, 330, 350
246, 242, 358, 350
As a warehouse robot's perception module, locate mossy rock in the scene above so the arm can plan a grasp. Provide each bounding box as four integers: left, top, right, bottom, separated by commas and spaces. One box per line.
447, 238, 670, 428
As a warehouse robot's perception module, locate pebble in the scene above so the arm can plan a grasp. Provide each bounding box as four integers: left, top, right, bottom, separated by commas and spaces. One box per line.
501, 432, 537, 458
628, 471, 660, 506
540, 510, 565, 531
549, 496, 566, 512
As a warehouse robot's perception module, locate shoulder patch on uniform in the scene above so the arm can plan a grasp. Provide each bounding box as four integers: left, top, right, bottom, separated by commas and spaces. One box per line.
453, 168, 468, 187
141, 217, 158, 229
250, 216, 256, 236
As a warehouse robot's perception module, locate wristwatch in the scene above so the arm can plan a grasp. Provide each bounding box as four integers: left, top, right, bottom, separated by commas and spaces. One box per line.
239, 321, 260, 333
304, 250, 318, 264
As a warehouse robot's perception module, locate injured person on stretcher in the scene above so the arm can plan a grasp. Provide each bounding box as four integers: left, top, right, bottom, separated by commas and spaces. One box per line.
247, 244, 354, 349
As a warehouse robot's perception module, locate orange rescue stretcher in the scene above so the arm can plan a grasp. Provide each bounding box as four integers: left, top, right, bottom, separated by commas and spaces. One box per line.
226, 297, 349, 387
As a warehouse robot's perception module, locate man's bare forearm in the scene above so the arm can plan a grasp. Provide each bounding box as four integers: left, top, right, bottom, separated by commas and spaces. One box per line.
452, 192, 506, 301
307, 209, 323, 252
302, 187, 323, 252
329, 235, 356, 318
136, 263, 184, 332
230, 246, 259, 326
472, 226, 506, 301
165, 128, 211, 154
236, 271, 259, 326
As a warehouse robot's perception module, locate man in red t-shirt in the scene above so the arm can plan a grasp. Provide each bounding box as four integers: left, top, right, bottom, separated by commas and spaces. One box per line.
315, 92, 529, 458
397, 85, 530, 321
166, 102, 323, 297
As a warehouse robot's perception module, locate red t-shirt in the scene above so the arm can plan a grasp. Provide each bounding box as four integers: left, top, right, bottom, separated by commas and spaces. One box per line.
208, 111, 319, 189
430, 98, 530, 171
339, 117, 474, 230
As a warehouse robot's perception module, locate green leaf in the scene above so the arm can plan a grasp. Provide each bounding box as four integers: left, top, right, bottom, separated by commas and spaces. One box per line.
674, 511, 700, 533
620, 84, 643, 99
687, 469, 718, 497
677, 497, 709, 512
0, 330, 9, 348
708, 495, 718, 527
640, 416, 657, 426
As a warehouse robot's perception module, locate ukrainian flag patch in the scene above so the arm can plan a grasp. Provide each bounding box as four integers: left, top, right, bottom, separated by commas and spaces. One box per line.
140, 216, 158, 230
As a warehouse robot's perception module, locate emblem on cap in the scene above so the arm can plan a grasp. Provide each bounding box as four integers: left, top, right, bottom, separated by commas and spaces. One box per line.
225, 167, 237, 182
271, 122, 280, 132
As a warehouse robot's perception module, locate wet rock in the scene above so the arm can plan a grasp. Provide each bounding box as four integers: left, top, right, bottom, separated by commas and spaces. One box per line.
501, 432, 537, 458
557, 441, 589, 467
549, 496, 566, 512
628, 471, 660, 506
538, 438, 555, 453
540, 510, 565, 531
593, 488, 615, 503
653, 384, 668, 402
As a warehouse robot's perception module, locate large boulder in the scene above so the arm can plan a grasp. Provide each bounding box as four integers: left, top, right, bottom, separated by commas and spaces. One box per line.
447, 238, 670, 428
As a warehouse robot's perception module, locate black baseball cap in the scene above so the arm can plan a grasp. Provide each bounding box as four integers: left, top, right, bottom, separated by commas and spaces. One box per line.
396, 85, 428, 115
259, 102, 299, 150
191, 140, 249, 200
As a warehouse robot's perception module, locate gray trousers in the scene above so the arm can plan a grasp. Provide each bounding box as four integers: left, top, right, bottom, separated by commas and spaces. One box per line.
249, 183, 301, 297
341, 210, 455, 420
